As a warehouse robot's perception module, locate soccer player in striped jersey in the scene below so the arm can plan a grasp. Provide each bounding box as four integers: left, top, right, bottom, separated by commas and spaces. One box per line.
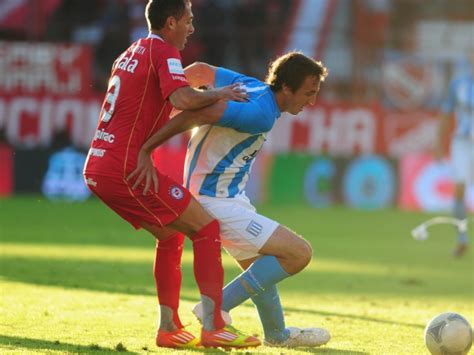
84, 0, 260, 349
436, 55, 474, 257
129, 52, 331, 347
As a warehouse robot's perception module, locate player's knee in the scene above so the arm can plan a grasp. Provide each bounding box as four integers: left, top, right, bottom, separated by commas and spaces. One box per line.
285, 237, 312, 273
295, 238, 313, 271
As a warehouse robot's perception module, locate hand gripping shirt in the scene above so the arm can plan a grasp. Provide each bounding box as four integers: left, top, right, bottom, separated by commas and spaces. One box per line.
183, 67, 281, 198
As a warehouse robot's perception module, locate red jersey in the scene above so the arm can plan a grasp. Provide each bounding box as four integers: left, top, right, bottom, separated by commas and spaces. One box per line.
84, 34, 189, 178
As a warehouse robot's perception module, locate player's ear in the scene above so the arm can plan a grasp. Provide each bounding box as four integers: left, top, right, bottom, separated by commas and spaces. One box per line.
282, 83, 293, 96
166, 16, 177, 30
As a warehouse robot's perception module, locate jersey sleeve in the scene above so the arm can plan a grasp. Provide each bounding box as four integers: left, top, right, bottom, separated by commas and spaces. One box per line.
218, 100, 275, 134
154, 44, 190, 99
215, 67, 245, 87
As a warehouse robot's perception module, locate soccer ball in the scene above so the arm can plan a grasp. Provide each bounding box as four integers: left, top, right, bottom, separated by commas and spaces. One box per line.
424, 312, 472, 355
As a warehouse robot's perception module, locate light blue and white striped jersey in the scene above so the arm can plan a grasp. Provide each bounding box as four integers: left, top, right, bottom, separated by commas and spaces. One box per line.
442, 73, 474, 140
183, 67, 281, 198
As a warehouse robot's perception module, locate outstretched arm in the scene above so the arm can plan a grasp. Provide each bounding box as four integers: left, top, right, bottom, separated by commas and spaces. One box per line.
127, 101, 227, 194
169, 83, 244, 110
168, 62, 231, 110
145, 102, 226, 153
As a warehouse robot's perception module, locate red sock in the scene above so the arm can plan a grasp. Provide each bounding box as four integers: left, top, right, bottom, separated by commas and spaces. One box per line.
154, 233, 184, 329
190, 220, 225, 330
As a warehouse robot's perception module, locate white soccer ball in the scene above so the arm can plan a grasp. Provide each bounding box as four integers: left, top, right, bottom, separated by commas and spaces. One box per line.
424, 312, 472, 355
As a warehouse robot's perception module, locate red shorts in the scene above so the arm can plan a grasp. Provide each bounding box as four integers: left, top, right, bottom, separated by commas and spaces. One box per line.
83, 171, 191, 229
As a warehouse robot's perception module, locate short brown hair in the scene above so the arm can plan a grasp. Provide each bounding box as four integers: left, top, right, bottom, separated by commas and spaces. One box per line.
145, 0, 190, 31
265, 52, 328, 92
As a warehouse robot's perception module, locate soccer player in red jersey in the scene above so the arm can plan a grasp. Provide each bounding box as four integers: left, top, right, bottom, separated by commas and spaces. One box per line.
83, 0, 259, 349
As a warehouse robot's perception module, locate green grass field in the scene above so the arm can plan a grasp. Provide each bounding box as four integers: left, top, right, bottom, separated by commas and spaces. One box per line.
0, 196, 473, 354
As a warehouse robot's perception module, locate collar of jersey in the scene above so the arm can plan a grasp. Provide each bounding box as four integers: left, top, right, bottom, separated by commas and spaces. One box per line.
147, 33, 164, 42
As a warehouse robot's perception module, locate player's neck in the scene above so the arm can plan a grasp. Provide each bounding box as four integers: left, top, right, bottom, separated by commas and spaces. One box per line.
151, 29, 173, 46
273, 91, 288, 113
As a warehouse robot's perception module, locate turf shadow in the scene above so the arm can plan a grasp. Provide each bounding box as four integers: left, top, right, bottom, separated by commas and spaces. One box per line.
273, 347, 368, 354
0, 335, 138, 354
281, 306, 424, 329
1, 254, 470, 300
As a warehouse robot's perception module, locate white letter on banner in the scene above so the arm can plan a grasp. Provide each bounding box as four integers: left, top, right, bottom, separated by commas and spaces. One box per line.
309, 108, 332, 154
7, 97, 38, 147
345, 108, 375, 154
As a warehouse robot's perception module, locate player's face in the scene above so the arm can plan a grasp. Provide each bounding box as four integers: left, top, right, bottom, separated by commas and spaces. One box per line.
172, 3, 194, 50
285, 75, 320, 114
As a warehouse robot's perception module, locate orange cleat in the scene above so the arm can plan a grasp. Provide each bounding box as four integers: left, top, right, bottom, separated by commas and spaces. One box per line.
201, 325, 261, 348
156, 328, 200, 348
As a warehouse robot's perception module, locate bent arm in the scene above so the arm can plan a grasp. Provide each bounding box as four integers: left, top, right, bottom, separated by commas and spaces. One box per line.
168, 86, 221, 110
168, 63, 245, 110
141, 101, 227, 154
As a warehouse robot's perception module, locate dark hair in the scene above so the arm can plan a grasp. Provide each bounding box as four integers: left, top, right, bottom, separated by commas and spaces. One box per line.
145, 0, 189, 31
265, 52, 328, 92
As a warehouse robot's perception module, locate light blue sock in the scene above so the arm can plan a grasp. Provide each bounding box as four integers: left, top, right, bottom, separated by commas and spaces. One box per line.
251, 285, 290, 343
454, 198, 468, 244
222, 255, 290, 312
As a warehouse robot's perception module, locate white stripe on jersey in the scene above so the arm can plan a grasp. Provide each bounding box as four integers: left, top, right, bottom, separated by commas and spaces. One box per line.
184, 125, 266, 198
238, 84, 267, 93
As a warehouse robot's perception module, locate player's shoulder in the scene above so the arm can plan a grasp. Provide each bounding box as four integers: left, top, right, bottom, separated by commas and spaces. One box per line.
240, 73, 264, 86
147, 36, 172, 50
144, 36, 181, 58
239, 76, 270, 99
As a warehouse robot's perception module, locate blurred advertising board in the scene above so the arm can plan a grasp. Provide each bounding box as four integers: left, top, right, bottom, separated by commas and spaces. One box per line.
265, 153, 398, 209
399, 154, 474, 212
266, 103, 384, 156
0, 41, 101, 149
381, 53, 444, 112
249, 152, 472, 213
265, 103, 439, 158
0, 41, 93, 96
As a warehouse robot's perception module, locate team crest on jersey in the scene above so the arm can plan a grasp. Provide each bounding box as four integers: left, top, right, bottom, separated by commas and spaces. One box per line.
169, 185, 184, 200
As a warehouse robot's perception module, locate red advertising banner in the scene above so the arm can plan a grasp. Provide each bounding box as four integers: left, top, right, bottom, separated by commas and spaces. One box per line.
264, 103, 442, 158
0, 41, 101, 148
0, 95, 102, 149
383, 110, 447, 157
0, 41, 92, 96
266, 102, 385, 156
0, 41, 445, 157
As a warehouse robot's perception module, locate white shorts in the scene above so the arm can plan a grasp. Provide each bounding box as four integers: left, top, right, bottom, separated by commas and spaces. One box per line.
450, 138, 474, 184
198, 194, 279, 261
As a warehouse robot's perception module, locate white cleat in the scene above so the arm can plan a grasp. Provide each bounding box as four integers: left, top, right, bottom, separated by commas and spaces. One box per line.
192, 303, 233, 325
265, 326, 331, 347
